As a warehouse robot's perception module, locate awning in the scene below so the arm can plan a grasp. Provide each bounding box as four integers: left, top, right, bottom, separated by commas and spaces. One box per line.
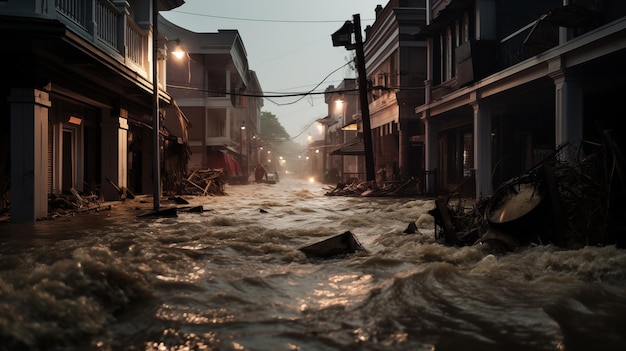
207, 150, 242, 176
330, 138, 364, 156
341, 121, 358, 131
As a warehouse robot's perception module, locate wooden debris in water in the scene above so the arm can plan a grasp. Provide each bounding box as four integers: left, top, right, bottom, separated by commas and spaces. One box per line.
324, 177, 422, 197
138, 207, 178, 218
106, 178, 135, 199
179, 169, 227, 196
47, 189, 110, 219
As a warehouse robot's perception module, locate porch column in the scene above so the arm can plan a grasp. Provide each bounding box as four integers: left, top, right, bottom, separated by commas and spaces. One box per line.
422, 110, 438, 194
9, 88, 51, 222
551, 68, 583, 160
141, 122, 155, 194
472, 98, 492, 198
101, 108, 129, 200
396, 91, 413, 180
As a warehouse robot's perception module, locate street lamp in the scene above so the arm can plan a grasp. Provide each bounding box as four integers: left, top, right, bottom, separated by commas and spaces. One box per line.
240, 122, 246, 181
152, 1, 185, 210
170, 39, 185, 59
152, 1, 160, 211
332, 14, 376, 182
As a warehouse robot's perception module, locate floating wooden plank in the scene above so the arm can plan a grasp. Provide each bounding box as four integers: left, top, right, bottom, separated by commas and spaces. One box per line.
138, 208, 178, 218
105, 178, 135, 199
179, 205, 204, 213
203, 180, 212, 196
70, 188, 99, 209
185, 179, 206, 193
187, 170, 197, 181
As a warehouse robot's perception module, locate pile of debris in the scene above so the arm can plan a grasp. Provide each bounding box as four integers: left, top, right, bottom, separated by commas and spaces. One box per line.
429, 136, 625, 251
178, 169, 227, 196
47, 188, 110, 219
324, 177, 422, 197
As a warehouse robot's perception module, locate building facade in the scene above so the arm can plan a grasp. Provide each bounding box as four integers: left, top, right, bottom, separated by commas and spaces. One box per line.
417, 0, 626, 198
364, 0, 428, 183
159, 17, 263, 184
1, 0, 186, 222
325, 79, 365, 182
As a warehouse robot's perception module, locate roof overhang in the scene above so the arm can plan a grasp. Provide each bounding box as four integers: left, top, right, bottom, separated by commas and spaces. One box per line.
330, 138, 365, 156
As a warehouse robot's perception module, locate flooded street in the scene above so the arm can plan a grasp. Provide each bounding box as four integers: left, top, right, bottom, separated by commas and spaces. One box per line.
1, 178, 626, 351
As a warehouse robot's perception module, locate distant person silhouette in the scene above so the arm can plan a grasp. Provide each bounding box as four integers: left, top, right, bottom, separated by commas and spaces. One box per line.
254, 163, 267, 182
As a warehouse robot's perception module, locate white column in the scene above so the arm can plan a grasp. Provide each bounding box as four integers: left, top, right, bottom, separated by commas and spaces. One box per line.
551, 69, 583, 160
472, 99, 492, 198
9, 88, 51, 222
101, 108, 129, 200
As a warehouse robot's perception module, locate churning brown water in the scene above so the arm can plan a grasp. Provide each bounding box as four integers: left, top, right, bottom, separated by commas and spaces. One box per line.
1, 178, 625, 351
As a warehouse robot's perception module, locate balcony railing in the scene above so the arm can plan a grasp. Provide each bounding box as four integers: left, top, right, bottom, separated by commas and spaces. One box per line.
55, 0, 150, 74
497, 19, 554, 70
497, 12, 603, 70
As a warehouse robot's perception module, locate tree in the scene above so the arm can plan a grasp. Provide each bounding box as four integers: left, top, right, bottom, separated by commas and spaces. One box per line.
258, 111, 305, 176
260, 111, 290, 141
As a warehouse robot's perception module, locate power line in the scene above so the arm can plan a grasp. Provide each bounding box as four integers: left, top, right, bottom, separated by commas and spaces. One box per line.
167, 59, 359, 98
265, 61, 353, 106
169, 10, 374, 24
166, 84, 359, 98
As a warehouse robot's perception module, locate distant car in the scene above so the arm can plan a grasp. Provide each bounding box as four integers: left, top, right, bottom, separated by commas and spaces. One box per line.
265, 172, 278, 184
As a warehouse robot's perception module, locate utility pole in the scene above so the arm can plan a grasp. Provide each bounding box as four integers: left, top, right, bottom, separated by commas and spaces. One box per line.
152, 0, 160, 210
332, 14, 376, 182
352, 14, 375, 182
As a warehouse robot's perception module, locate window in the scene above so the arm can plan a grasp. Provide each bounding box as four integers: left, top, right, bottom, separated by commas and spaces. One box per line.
206, 109, 226, 137
462, 12, 470, 43
445, 27, 453, 81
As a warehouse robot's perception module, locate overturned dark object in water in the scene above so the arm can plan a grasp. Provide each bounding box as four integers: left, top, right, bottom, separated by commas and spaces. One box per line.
138, 207, 178, 218
403, 221, 418, 234
299, 231, 367, 258
485, 175, 551, 245
137, 205, 206, 218
431, 137, 626, 250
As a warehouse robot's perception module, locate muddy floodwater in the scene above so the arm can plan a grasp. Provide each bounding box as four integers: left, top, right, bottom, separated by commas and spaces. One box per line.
1, 178, 626, 351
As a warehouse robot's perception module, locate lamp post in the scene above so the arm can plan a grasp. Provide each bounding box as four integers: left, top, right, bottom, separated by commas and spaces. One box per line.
152, 0, 160, 210
240, 121, 246, 181
331, 14, 376, 182
152, 1, 184, 210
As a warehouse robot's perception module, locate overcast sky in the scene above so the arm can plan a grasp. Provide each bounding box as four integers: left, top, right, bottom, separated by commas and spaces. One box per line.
162, 0, 385, 144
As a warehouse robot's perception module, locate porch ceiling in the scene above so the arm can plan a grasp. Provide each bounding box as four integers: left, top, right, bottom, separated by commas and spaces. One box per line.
4, 18, 164, 120
330, 138, 365, 156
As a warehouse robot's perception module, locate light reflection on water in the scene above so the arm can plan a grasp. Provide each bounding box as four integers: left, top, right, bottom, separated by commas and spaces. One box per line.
1, 178, 626, 351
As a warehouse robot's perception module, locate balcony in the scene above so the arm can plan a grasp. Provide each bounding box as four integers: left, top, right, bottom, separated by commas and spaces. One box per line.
498, 4, 605, 71
55, 0, 150, 77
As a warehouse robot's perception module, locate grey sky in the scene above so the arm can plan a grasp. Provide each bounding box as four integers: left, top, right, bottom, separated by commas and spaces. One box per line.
162, 0, 384, 144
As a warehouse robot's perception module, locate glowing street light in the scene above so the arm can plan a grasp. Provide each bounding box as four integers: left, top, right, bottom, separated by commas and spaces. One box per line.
152, 2, 185, 210
170, 39, 185, 59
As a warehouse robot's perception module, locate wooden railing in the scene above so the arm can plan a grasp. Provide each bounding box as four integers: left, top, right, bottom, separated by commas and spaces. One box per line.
497, 20, 545, 70
55, 0, 149, 73
127, 20, 148, 67
55, 0, 90, 29
94, 0, 121, 49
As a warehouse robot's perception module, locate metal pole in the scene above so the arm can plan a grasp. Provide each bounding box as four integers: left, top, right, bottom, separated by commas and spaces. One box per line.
353, 14, 376, 182
152, 0, 160, 210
